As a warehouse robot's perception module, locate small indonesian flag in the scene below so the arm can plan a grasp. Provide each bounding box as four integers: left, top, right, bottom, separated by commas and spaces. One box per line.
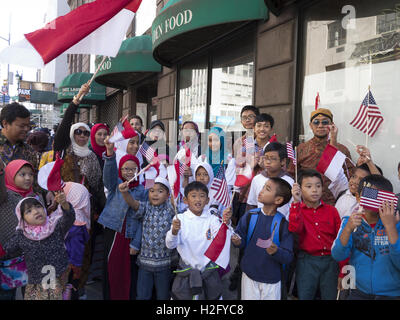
360, 187, 398, 213
315, 92, 321, 110
316, 144, 346, 181
204, 222, 232, 269
38, 153, 65, 191
269, 134, 277, 143
109, 118, 137, 143
234, 162, 253, 188
0, 0, 142, 68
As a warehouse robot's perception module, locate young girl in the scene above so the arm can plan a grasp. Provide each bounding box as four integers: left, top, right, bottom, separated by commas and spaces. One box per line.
98, 137, 148, 300
1, 192, 75, 300
0, 160, 39, 300
62, 182, 91, 300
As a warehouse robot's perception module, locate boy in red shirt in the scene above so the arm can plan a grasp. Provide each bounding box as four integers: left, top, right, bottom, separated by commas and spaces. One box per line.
289, 169, 341, 300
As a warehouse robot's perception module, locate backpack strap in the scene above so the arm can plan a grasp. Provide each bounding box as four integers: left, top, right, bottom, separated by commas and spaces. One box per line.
246, 208, 261, 247
271, 212, 285, 247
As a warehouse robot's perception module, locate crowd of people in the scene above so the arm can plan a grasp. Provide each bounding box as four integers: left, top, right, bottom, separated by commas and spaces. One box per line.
0, 82, 400, 301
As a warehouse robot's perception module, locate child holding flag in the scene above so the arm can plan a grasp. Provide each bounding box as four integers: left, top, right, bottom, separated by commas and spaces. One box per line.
332, 175, 400, 299
289, 169, 342, 300
165, 181, 233, 300
232, 177, 293, 300
118, 177, 175, 300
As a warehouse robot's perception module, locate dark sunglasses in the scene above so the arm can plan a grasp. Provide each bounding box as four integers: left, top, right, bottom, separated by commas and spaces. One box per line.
312, 119, 330, 126
74, 129, 90, 137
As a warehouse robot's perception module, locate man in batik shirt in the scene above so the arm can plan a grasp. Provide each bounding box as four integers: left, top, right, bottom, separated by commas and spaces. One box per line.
288, 108, 354, 205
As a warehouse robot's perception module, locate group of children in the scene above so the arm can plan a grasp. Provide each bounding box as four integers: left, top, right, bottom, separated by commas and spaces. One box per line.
1, 106, 400, 301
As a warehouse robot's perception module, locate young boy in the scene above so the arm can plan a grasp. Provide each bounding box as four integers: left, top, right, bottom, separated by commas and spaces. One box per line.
165, 181, 232, 300
247, 142, 294, 220
232, 177, 293, 300
289, 169, 341, 300
119, 176, 175, 300
332, 174, 400, 299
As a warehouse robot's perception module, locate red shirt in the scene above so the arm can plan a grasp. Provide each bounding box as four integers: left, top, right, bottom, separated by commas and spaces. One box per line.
288, 201, 341, 256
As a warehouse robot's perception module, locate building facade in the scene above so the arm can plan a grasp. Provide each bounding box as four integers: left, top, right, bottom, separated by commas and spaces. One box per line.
65, 0, 400, 191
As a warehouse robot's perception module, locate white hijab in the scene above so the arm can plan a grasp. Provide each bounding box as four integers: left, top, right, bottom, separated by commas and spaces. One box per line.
193, 162, 214, 189
70, 122, 92, 158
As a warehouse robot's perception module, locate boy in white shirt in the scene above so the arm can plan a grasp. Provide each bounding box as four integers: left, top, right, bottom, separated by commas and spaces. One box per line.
247, 142, 294, 220
165, 181, 232, 300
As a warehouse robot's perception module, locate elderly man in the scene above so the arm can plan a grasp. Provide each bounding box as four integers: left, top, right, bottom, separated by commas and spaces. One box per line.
288, 108, 354, 205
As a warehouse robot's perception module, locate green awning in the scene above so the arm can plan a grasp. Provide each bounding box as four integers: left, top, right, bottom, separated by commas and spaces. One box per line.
94, 35, 162, 89
152, 0, 268, 66
58, 72, 106, 104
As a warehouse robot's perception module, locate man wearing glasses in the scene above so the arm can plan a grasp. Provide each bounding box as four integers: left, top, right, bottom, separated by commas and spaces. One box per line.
0, 102, 38, 169
288, 108, 353, 205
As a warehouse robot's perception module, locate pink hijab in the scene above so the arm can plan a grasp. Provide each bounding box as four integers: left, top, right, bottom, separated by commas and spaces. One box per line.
62, 182, 91, 230
15, 197, 63, 241
5, 160, 34, 197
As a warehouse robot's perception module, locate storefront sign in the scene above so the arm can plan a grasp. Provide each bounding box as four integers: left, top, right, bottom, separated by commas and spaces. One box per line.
152, 10, 193, 44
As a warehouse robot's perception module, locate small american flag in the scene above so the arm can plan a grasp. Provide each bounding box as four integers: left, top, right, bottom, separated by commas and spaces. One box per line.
286, 142, 296, 165
360, 186, 398, 212
210, 164, 230, 207
139, 142, 156, 163
349, 90, 383, 137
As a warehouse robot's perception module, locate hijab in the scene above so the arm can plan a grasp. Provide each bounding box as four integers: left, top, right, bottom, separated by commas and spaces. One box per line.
206, 126, 229, 176
15, 197, 63, 241
90, 123, 109, 158
119, 154, 140, 189
194, 162, 214, 189
63, 182, 91, 229
70, 122, 91, 158
5, 160, 35, 198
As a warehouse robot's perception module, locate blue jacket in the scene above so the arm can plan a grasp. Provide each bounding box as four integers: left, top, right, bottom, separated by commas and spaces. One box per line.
332, 217, 400, 297
98, 153, 148, 250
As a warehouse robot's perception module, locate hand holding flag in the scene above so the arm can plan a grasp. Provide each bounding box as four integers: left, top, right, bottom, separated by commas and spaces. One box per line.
109, 117, 138, 143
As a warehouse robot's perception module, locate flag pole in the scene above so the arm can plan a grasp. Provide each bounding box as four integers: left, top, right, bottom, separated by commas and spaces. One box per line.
77, 55, 108, 102
127, 162, 152, 184
365, 85, 370, 148
294, 146, 298, 183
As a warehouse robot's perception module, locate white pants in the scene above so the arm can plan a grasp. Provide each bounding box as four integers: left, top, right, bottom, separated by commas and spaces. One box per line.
241, 272, 281, 300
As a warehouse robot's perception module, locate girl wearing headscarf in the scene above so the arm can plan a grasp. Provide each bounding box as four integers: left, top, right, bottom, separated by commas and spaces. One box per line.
98, 137, 148, 300
62, 182, 91, 300
0, 160, 39, 300
1, 193, 75, 300
198, 126, 236, 186
89, 123, 109, 169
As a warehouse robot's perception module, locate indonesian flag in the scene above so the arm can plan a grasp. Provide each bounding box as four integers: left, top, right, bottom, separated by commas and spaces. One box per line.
38, 153, 65, 191
204, 222, 232, 269
109, 117, 137, 143
167, 164, 180, 199
234, 161, 253, 188
0, 0, 142, 68
316, 144, 346, 181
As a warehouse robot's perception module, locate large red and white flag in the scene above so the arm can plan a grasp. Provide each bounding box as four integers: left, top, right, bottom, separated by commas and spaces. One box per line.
204, 222, 232, 269
316, 144, 346, 181
0, 0, 142, 68
349, 90, 383, 137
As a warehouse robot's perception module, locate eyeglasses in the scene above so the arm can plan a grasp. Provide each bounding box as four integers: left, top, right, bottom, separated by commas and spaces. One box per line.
121, 168, 138, 173
241, 115, 256, 121
312, 119, 330, 126
74, 129, 90, 137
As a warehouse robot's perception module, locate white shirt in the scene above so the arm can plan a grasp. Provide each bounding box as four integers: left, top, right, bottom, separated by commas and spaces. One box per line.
165, 209, 223, 271
335, 189, 358, 219
247, 173, 294, 220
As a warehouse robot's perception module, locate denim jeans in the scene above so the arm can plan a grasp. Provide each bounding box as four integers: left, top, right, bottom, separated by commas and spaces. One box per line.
136, 267, 171, 300
296, 251, 339, 300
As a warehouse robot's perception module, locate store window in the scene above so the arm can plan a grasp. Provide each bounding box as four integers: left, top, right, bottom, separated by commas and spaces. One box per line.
300, 0, 400, 191
177, 28, 255, 133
